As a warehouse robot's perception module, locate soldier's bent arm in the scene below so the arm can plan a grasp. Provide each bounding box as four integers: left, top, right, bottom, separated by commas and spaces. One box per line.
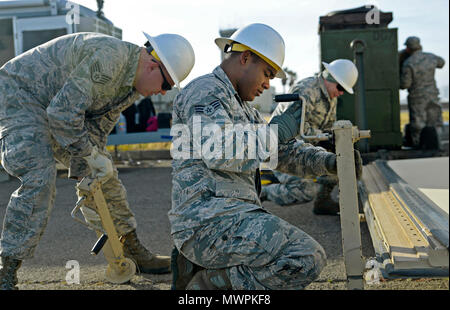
436, 55, 445, 69
275, 79, 328, 137
274, 139, 336, 178
399, 65, 413, 90
182, 94, 265, 173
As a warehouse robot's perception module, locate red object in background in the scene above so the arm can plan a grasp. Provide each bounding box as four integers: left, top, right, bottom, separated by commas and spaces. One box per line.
146, 116, 158, 132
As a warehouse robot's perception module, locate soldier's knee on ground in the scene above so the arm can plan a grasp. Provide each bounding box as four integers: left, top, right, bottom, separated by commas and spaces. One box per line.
273, 247, 327, 289
295, 246, 327, 285
311, 249, 327, 279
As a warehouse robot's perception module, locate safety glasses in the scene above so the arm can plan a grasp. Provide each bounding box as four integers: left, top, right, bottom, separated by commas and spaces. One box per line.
157, 62, 172, 91
336, 84, 345, 92
151, 59, 172, 91
147, 45, 172, 91
324, 71, 346, 93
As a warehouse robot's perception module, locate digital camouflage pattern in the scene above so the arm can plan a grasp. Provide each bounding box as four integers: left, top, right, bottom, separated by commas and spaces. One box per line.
401, 50, 445, 99
260, 171, 320, 205
170, 66, 335, 289
0, 33, 141, 259
400, 50, 446, 147
176, 209, 326, 290
262, 73, 336, 206
271, 73, 337, 137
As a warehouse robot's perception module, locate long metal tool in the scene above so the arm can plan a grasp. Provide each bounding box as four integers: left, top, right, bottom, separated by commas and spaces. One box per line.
274, 95, 371, 289
333, 120, 371, 289
72, 177, 136, 284
274, 94, 331, 142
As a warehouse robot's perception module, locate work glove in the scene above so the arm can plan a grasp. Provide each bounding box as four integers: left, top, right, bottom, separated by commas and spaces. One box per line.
325, 153, 338, 175
354, 149, 363, 180
316, 138, 335, 153
82, 146, 114, 184
325, 149, 363, 180
68, 157, 91, 180
269, 100, 303, 144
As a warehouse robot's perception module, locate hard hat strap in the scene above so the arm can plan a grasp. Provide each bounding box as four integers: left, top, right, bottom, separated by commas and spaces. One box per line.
228, 42, 281, 74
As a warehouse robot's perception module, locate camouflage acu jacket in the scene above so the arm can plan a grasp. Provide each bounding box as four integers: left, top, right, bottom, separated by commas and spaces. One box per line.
400, 51, 445, 99
169, 66, 335, 237
0, 32, 141, 156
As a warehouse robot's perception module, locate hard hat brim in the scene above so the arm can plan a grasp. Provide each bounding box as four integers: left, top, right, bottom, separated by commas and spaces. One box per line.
322, 62, 354, 94
143, 32, 180, 89
215, 37, 286, 79
214, 37, 233, 53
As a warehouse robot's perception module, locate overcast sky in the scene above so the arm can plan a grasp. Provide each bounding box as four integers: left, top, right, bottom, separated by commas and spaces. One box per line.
12, 0, 450, 99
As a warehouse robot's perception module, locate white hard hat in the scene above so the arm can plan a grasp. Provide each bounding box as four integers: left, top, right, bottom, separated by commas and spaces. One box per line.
143, 32, 195, 89
322, 59, 358, 94
215, 23, 286, 79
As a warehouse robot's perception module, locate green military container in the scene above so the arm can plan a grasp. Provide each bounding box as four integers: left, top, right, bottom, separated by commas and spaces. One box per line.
319, 6, 403, 151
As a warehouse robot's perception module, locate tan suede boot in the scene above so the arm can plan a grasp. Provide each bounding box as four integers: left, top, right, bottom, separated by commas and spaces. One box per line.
121, 230, 171, 274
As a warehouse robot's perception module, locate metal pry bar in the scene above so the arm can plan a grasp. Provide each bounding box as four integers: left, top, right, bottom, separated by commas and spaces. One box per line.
73, 177, 136, 284
333, 120, 371, 290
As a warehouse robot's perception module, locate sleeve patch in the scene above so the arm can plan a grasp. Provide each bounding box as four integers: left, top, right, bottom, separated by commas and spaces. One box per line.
90, 61, 112, 85
194, 100, 221, 116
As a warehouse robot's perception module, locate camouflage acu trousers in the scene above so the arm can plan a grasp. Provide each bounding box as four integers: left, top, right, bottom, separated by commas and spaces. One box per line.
175, 209, 327, 290
261, 171, 320, 206
0, 124, 136, 260
408, 96, 444, 147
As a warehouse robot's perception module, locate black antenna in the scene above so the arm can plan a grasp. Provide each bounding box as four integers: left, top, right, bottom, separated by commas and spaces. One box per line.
96, 0, 105, 19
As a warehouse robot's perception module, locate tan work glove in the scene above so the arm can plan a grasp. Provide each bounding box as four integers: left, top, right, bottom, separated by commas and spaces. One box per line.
353, 149, 363, 180
83, 146, 113, 183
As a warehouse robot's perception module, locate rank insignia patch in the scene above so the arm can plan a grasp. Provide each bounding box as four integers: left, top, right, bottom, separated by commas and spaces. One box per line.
90, 61, 112, 85
194, 100, 221, 116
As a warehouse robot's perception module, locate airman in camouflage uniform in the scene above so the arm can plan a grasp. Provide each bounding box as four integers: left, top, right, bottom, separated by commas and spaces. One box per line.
0, 32, 194, 289
400, 36, 446, 149
262, 59, 362, 216
260, 73, 338, 208
170, 24, 344, 290
273, 73, 338, 138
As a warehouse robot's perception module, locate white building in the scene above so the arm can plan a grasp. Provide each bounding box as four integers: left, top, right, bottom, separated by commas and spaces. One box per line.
0, 0, 122, 67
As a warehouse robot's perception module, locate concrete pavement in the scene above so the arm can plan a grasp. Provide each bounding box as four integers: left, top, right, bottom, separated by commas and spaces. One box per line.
0, 161, 448, 290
